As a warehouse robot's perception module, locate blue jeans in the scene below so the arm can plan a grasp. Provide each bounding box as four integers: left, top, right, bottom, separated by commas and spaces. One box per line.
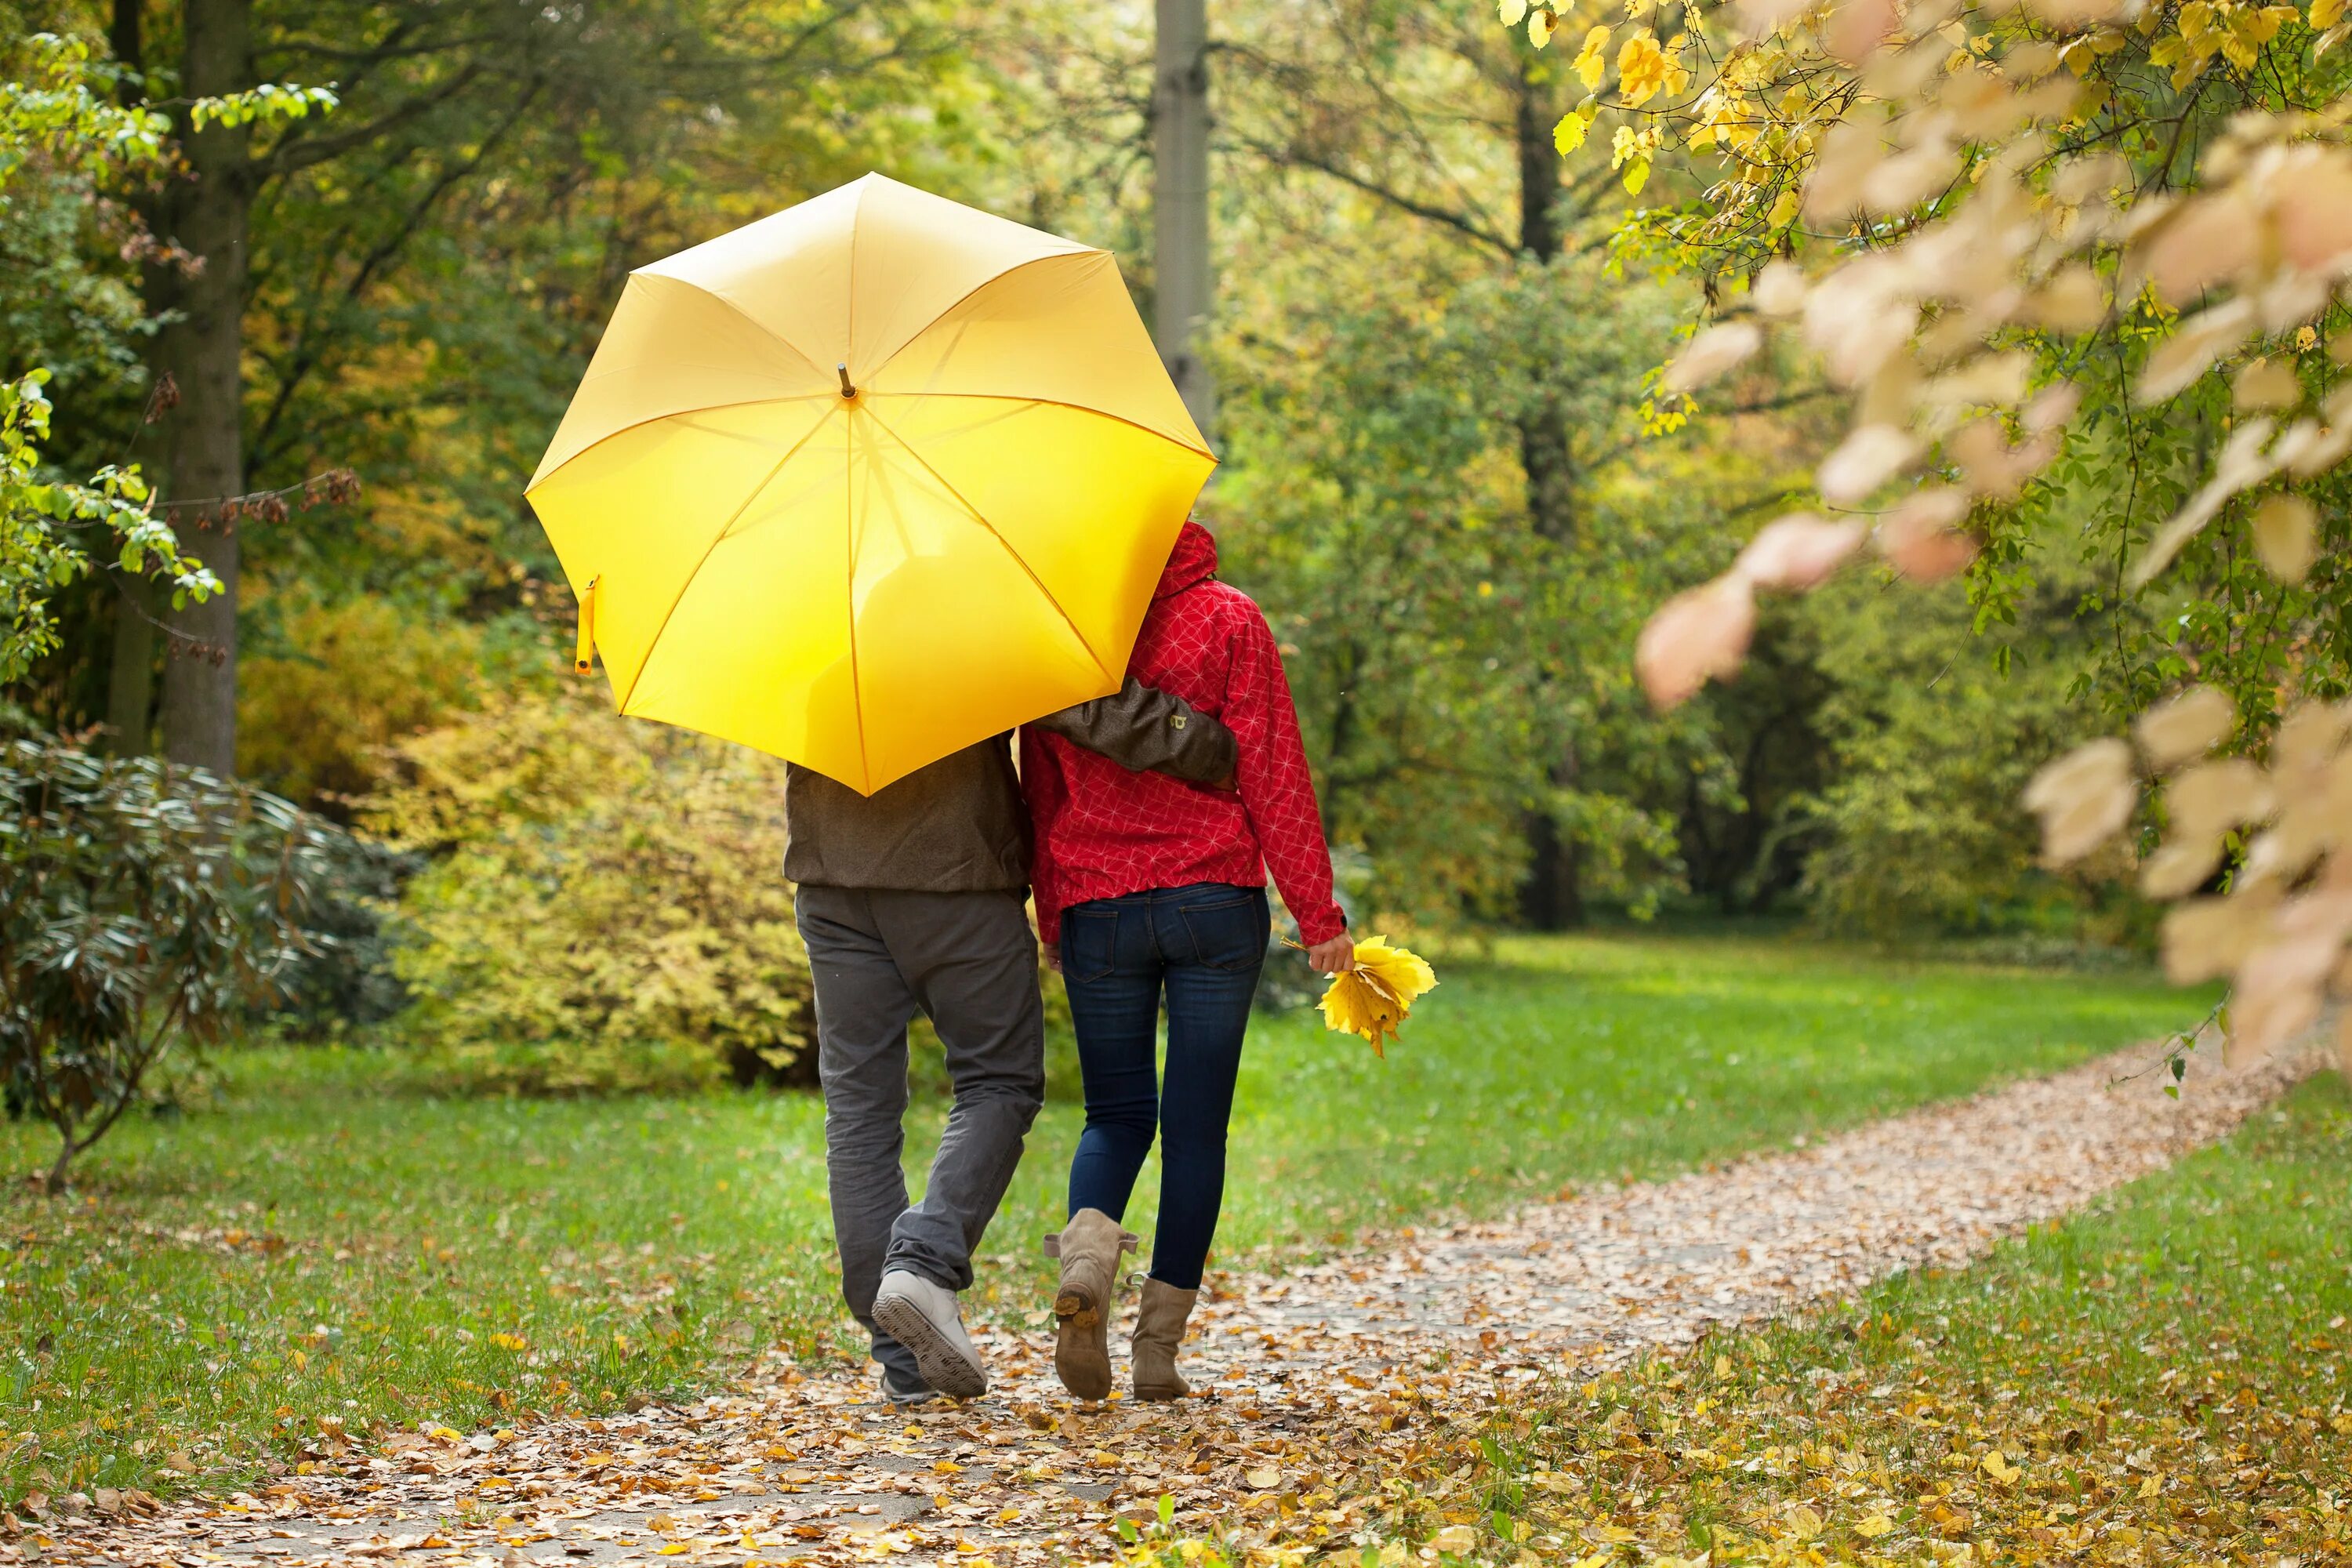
1058, 883, 1270, 1290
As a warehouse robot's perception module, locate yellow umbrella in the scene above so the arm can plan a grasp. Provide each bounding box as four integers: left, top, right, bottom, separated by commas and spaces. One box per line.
525, 172, 1216, 794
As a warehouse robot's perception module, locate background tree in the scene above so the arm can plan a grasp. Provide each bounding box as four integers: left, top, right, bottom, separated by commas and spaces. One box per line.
64, 0, 960, 781
0, 25, 222, 687
1155, 0, 1215, 430
1505, 0, 2352, 1061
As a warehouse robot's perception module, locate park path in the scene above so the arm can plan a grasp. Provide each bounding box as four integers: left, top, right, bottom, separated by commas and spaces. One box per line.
27, 1038, 2318, 1568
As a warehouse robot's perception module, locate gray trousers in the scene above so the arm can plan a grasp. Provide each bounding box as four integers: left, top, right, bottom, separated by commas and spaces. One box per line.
793, 886, 1046, 1382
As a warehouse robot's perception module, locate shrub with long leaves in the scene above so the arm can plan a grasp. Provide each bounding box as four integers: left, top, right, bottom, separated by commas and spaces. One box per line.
0, 731, 343, 1192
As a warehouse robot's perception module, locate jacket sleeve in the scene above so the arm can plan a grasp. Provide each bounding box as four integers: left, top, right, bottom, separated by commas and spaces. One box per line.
1018, 727, 1072, 947
1222, 604, 1348, 946
1030, 675, 1237, 785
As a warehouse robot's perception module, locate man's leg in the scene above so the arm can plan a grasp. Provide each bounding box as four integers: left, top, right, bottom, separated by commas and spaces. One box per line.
869, 888, 1047, 1290
794, 885, 926, 1390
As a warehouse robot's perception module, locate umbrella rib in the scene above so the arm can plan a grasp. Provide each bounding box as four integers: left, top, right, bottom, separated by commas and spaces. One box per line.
855, 401, 1115, 688
616, 403, 843, 717
642, 272, 833, 386
844, 406, 869, 793
845, 176, 868, 379
854, 247, 1098, 381
529, 395, 836, 494
861, 389, 1212, 460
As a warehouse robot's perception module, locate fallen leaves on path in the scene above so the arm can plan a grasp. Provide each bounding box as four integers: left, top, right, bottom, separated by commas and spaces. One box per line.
9, 1040, 2315, 1568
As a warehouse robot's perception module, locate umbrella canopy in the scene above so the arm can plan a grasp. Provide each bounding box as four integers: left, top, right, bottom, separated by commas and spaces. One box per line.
526, 172, 1215, 794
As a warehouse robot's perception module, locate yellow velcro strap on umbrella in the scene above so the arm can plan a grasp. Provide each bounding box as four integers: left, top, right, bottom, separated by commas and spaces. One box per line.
574, 575, 598, 674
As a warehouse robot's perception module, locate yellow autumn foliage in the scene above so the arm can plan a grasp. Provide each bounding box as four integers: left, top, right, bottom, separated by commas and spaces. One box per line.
1615, 32, 1689, 107
1316, 935, 1438, 1058
1571, 24, 1612, 89
239, 590, 486, 811
365, 690, 814, 1094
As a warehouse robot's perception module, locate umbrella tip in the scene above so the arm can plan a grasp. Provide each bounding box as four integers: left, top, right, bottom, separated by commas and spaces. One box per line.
837, 363, 856, 399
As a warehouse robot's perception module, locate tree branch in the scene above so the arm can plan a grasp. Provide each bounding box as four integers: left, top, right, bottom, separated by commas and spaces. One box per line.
256, 61, 488, 177
1228, 134, 1519, 256
249, 80, 545, 466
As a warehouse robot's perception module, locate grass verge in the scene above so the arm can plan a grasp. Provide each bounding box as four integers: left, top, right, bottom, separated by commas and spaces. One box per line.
0, 934, 2205, 1509
1367, 1069, 2351, 1566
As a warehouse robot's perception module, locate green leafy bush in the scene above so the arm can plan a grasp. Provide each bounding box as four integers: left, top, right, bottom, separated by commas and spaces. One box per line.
245, 829, 416, 1040
0, 729, 343, 1190
366, 692, 812, 1094
1795, 568, 2134, 943
1, 33, 223, 682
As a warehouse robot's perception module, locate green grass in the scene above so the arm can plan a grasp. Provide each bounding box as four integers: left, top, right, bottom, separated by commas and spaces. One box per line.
1221, 933, 2208, 1250
0, 933, 2206, 1508
1454, 1073, 2352, 1565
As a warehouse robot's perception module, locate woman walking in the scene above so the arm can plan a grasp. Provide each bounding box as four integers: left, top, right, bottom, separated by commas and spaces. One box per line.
1022, 519, 1352, 1401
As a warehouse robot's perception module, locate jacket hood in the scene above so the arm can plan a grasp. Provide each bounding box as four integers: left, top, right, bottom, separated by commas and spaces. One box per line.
1154, 520, 1219, 600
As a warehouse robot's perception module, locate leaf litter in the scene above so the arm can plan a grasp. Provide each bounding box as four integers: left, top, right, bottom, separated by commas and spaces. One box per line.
8, 1039, 2318, 1568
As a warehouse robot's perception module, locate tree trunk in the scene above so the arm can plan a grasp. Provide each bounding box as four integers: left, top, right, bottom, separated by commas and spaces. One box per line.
1519, 414, 1577, 542
103, 0, 157, 756
1512, 56, 1559, 266
1517, 800, 1586, 931
1510, 56, 1587, 927
105, 579, 157, 753
1511, 58, 1573, 542
153, 0, 254, 777
110, 0, 143, 86
1153, 0, 1214, 438
45, 1134, 74, 1198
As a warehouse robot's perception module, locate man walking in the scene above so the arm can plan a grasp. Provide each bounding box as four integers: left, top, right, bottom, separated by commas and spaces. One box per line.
787, 681, 1236, 1403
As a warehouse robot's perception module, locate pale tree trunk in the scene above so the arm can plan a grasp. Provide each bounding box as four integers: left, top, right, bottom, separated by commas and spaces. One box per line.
1153, 0, 1214, 438
154, 0, 255, 776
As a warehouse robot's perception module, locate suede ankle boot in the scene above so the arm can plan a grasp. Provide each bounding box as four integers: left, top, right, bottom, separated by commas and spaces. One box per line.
1044, 1209, 1134, 1400
1131, 1278, 1200, 1402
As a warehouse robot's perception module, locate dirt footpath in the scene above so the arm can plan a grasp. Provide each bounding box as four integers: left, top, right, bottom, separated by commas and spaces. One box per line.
27, 1039, 2314, 1568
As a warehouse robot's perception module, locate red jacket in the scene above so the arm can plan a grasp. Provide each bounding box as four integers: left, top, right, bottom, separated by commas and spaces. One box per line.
1022, 521, 1348, 948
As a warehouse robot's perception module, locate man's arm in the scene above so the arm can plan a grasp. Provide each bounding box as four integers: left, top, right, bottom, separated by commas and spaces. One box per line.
1030, 675, 1236, 784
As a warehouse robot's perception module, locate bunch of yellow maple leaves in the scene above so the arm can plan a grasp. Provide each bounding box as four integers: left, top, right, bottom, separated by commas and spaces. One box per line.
1316, 936, 1439, 1058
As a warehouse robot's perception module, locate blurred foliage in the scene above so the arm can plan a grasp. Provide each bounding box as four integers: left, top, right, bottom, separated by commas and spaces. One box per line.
1514, 0, 2352, 1046
1215, 256, 1698, 923
237, 588, 489, 815
0, 724, 344, 1190
1526, 0, 2352, 756
0, 30, 216, 681
1795, 559, 2125, 938
363, 691, 812, 1094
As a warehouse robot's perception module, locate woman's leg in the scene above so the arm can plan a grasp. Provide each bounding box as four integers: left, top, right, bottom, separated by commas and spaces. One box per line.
1059, 894, 1165, 1222
1146, 884, 1270, 1289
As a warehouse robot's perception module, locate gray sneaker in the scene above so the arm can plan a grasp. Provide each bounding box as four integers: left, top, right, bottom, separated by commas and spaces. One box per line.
879, 1364, 938, 1407
871, 1269, 987, 1399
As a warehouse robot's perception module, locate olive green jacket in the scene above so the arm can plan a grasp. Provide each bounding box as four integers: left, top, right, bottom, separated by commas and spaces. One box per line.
782, 678, 1236, 893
